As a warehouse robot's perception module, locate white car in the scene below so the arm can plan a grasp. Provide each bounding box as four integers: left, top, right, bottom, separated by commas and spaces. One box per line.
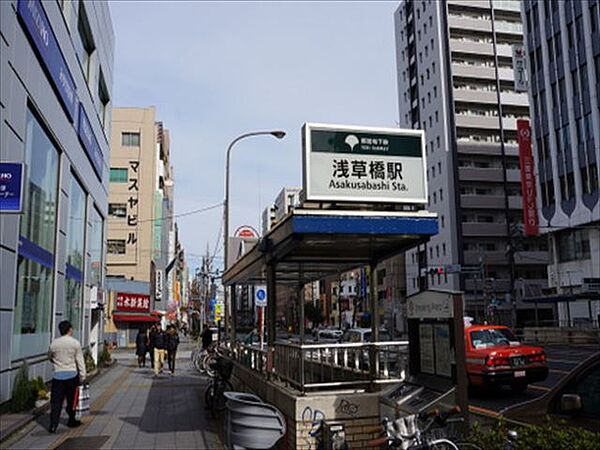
343, 327, 391, 343
315, 329, 343, 343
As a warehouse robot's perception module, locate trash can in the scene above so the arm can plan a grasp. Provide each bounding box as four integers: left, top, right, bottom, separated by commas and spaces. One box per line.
224, 392, 286, 450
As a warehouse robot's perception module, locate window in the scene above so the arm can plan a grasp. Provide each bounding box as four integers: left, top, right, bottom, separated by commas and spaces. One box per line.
434, 86, 437, 98
435, 111, 439, 123
108, 203, 127, 218
559, 362, 600, 419
590, 4, 598, 33
98, 70, 110, 130
75, 2, 95, 83
88, 207, 104, 287
441, 215, 445, 228
443, 243, 446, 256
432, 62, 436, 74
436, 245, 439, 257
439, 188, 443, 201
109, 168, 128, 183
558, 229, 591, 262
12, 109, 59, 360
107, 239, 126, 255
437, 136, 440, 148
65, 176, 86, 340
426, 68, 430, 80
121, 132, 140, 147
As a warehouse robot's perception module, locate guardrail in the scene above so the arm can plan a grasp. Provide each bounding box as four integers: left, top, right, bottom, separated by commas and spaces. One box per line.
229, 341, 409, 392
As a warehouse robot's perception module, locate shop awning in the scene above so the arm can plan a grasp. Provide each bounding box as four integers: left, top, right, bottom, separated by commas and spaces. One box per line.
112, 313, 160, 322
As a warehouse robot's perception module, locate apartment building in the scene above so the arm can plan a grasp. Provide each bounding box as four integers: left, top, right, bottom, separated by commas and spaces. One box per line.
395, 0, 550, 324
521, 0, 600, 326
0, 0, 114, 401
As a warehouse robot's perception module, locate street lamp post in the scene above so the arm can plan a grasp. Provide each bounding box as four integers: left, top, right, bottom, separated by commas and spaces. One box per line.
223, 130, 286, 339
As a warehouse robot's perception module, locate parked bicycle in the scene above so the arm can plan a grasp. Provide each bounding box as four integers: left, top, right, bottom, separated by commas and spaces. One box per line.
191, 342, 225, 376
367, 406, 469, 450
204, 355, 234, 414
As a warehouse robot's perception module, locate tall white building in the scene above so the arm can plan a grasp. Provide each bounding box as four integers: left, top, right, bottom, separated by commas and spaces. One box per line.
521, 0, 600, 326
395, 0, 550, 324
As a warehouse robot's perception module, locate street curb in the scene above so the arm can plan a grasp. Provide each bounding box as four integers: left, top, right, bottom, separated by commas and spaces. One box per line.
0, 360, 116, 445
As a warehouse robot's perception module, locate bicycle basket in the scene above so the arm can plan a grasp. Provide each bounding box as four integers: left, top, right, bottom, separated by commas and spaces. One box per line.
216, 357, 234, 380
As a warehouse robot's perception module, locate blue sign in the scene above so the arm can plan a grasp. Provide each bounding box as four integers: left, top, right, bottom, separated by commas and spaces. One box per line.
17, 0, 78, 122
77, 103, 103, 180
0, 163, 25, 213
256, 289, 266, 301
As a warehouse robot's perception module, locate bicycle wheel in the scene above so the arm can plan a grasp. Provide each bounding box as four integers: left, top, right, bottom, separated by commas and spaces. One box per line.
214, 380, 233, 412
203, 353, 217, 377
429, 439, 460, 450
204, 384, 215, 410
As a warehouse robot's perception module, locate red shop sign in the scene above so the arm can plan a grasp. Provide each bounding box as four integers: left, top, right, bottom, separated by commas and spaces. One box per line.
115, 292, 150, 312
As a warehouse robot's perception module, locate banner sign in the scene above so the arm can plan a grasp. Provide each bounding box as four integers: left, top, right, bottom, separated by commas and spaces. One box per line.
512, 44, 528, 92
116, 292, 150, 312
155, 269, 163, 301
0, 163, 25, 212
516, 119, 539, 236
77, 103, 103, 180
17, 0, 77, 122
302, 123, 427, 203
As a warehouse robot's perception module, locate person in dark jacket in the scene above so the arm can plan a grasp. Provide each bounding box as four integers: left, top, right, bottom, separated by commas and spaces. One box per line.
135, 327, 148, 368
166, 325, 180, 375
148, 324, 157, 369
201, 324, 213, 350
152, 326, 167, 376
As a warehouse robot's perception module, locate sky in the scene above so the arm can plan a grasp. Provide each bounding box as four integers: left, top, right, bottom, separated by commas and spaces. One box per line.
110, 1, 400, 273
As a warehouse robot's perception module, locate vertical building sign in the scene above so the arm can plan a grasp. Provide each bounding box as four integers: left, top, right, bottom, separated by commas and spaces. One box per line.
517, 119, 539, 236
512, 45, 528, 92
127, 160, 139, 250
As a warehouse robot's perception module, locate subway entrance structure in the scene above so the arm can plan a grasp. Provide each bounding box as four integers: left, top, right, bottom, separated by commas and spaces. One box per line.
221, 124, 466, 449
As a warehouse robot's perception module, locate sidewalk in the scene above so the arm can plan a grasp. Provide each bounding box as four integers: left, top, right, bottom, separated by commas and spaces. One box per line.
4, 344, 222, 450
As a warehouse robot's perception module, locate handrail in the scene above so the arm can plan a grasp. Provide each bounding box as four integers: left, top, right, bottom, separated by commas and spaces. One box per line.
274, 340, 409, 350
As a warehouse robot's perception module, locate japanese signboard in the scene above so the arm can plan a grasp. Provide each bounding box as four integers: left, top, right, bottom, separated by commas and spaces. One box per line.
517, 119, 539, 236
512, 44, 528, 92
0, 163, 24, 213
407, 290, 454, 319
155, 269, 163, 301
115, 292, 150, 312
127, 160, 140, 253
302, 123, 427, 204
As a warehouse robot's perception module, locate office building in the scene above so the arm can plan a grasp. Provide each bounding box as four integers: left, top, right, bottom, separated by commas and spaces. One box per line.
395, 0, 550, 323
261, 186, 302, 235
104, 107, 179, 342
521, 0, 600, 326
0, 0, 114, 402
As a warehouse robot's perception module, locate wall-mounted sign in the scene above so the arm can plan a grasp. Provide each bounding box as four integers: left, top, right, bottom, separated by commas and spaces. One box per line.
234, 225, 259, 238
17, 0, 77, 122
0, 162, 25, 213
512, 44, 528, 92
77, 103, 103, 180
155, 269, 163, 300
116, 292, 150, 312
516, 119, 538, 236
302, 123, 427, 204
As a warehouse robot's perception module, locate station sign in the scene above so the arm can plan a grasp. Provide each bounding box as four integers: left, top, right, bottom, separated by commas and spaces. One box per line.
407, 290, 454, 319
302, 123, 427, 204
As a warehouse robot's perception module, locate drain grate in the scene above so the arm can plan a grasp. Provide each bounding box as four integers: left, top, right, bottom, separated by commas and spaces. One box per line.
55, 435, 110, 450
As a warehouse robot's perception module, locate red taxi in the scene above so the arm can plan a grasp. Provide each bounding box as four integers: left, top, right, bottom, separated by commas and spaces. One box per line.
465, 324, 548, 392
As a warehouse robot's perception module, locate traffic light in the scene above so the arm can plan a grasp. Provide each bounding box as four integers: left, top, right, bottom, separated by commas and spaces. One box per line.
428, 266, 445, 276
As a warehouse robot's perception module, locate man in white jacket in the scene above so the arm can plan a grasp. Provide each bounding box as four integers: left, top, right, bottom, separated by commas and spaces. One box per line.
47, 320, 86, 433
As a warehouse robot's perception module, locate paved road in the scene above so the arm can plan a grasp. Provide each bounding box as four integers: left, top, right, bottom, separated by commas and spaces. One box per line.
5, 344, 222, 450
468, 344, 599, 415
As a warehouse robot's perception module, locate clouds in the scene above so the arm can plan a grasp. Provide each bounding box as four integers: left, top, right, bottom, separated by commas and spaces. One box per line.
110, 1, 399, 271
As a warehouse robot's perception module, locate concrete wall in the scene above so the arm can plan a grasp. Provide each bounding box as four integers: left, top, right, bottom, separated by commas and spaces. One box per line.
230, 362, 381, 450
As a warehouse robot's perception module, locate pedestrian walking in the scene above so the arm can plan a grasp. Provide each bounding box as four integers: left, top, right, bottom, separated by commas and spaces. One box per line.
152, 325, 167, 377
135, 327, 148, 368
201, 323, 213, 350
148, 324, 157, 369
166, 325, 180, 375
47, 320, 86, 433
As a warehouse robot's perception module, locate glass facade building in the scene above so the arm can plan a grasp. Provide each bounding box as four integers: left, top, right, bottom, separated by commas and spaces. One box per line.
0, 0, 114, 402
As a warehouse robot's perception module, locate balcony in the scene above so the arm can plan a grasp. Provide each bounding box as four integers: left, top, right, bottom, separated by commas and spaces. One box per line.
449, 16, 492, 33
455, 114, 517, 130
462, 222, 508, 236
464, 250, 507, 265
452, 64, 516, 82
457, 141, 519, 157
460, 194, 523, 209
459, 167, 521, 183
464, 278, 548, 294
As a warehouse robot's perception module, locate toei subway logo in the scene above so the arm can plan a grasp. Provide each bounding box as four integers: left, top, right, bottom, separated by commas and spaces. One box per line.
0, 173, 13, 181
345, 134, 390, 153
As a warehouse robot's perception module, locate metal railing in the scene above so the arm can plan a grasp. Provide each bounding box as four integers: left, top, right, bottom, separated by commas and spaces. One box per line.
229, 341, 409, 392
